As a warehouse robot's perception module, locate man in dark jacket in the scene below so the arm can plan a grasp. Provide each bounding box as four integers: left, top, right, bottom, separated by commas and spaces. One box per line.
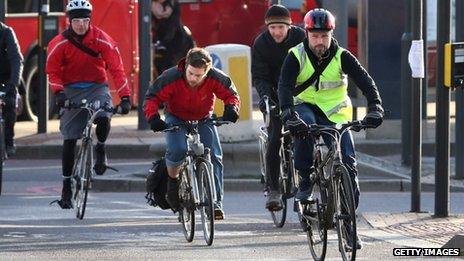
0, 22, 24, 157
251, 5, 305, 211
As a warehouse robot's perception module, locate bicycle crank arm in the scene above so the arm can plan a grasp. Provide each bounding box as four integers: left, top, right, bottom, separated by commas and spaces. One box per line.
106, 166, 119, 172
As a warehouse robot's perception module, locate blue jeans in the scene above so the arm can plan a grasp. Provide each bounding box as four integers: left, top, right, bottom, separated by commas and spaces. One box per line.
164, 114, 224, 206
293, 103, 360, 208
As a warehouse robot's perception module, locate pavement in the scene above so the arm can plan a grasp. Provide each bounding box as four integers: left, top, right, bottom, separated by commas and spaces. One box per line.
8, 110, 464, 253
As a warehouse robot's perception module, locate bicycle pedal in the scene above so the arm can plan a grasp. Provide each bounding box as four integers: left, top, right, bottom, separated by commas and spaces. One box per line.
106, 166, 119, 172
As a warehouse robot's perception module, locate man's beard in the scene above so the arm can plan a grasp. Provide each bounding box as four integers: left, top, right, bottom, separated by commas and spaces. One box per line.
311, 45, 327, 58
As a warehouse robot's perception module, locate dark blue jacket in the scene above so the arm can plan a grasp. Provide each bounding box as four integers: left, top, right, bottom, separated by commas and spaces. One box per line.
0, 22, 24, 87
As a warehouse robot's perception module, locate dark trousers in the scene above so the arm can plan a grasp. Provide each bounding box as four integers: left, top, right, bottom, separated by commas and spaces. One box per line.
265, 113, 283, 191
293, 103, 360, 208
3, 92, 17, 147
62, 117, 111, 177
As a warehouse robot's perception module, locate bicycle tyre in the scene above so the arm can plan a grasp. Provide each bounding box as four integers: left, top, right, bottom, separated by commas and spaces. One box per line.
306, 179, 328, 261
0, 119, 5, 196
258, 131, 267, 185
179, 167, 195, 242
270, 158, 288, 228
335, 166, 357, 261
75, 139, 92, 220
197, 160, 214, 245
270, 198, 287, 228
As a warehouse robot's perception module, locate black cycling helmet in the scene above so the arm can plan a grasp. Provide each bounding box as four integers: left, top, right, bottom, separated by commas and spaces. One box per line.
304, 8, 335, 32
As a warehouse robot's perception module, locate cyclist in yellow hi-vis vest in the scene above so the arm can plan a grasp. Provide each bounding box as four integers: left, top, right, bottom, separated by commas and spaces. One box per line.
278, 8, 384, 249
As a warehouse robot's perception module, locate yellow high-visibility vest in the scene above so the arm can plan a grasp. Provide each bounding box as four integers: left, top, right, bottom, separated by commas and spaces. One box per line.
290, 43, 352, 123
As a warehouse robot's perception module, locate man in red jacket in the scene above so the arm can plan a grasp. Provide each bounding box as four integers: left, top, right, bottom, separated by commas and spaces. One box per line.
144, 47, 240, 220
46, 0, 131, 209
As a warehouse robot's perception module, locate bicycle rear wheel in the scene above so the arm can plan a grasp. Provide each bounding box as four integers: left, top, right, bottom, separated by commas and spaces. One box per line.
306, 180, 328, 261
179, 167, 195, 242
0, 120, 4, 196
335, 166, 357, 261
74, 139, 92, 220
270, 162, 288, 228
197, 160, 214, 245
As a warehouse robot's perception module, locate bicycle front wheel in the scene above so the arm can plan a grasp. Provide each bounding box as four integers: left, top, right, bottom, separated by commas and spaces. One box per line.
74, 139, 92, 220
306, 180, 328, 261
197, 160, 214, 246
270, 199, 287, 228
179, 167, 195, 242
335, 166, 357, 261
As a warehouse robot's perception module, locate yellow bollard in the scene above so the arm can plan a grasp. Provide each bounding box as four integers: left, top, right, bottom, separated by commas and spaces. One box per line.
205, 44, 255, 142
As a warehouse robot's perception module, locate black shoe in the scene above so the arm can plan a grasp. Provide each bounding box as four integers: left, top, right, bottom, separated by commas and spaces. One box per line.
166, 177, 180, 210
266, 191, 283, 211
94, 143, 107, 175
49, 198, 73, 209
296, 170, 314, 203
6, 145, 16, 157
345, 225, 363, 250
50, 179, 73, 209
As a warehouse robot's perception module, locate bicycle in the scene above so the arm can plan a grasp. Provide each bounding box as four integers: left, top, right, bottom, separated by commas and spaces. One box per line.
65, 99, 119, 219
0, 91, 6, 196
296, 120, 373, 261
164, 117, 229, 246
258, 96, 296, 228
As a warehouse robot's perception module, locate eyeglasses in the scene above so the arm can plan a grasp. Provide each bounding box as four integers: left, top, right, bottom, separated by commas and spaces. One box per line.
71, 18, 90, 24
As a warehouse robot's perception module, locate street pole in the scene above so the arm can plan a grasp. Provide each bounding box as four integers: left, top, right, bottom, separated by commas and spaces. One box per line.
422, 0, 428, 119
38, 0, 49, 133
401, 1, 412, 166
137, 0, 151, 130
455, 0, 464, 180
323, 0, 348, 48
410, 0, 423, 213
434, 0, 451, 218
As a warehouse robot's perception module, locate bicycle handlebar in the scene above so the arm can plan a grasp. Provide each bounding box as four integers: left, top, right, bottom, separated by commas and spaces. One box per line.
163, 117, 231, 133
63, 99, 117, 114
303, 120, 376, 136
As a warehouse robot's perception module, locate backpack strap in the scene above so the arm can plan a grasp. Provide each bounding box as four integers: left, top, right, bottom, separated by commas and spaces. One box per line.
292, 48, 337, 96
62, 29, 99, 58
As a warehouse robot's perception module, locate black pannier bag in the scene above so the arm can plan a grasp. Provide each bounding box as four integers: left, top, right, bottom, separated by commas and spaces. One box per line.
145, 157, 171, 209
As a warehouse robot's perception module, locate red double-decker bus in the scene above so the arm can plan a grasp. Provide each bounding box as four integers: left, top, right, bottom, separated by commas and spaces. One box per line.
4, 0, 269, 121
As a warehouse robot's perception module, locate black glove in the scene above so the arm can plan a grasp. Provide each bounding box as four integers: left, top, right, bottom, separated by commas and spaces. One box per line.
148, 114, 168, 132
282, 109, 308, 138
258, 96, 277, 114
222, 104, 239, 123
2, 83, 16, 95
55, 91, 67, 108
363, 103, 384, 128
117, 96, 131, 115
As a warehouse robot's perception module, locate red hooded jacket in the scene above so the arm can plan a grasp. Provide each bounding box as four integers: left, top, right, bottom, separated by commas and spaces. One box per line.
144, 60, 240, 121
46, 25, 130, 98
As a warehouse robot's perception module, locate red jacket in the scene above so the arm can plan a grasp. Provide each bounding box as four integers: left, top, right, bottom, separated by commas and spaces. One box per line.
144, 60, 240, 121
46, 25, 130, 98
